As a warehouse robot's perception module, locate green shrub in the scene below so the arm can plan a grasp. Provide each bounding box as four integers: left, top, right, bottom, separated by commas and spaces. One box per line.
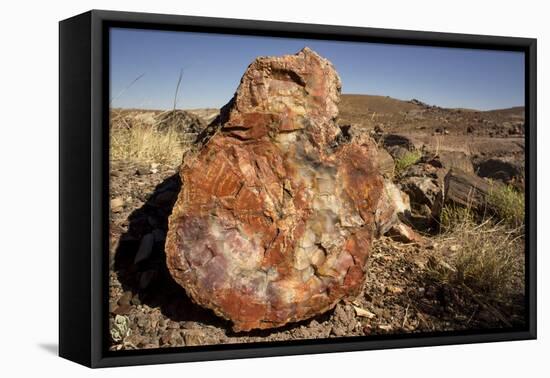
487, 185, 525, 229
394, 150, 422, 175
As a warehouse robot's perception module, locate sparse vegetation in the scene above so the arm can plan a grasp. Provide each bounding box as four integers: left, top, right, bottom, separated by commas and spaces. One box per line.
394, 150, 422, 175
439, 204, 475, 232
487, 184, 525, 229
430, 204, 523, 301
110, 122, 185, 165
108, 89, 527, 348
110, 106, 207, 165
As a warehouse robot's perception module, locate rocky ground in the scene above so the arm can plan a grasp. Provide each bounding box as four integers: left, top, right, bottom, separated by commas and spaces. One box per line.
109, 91, 526, 350
109, 156, 525, 350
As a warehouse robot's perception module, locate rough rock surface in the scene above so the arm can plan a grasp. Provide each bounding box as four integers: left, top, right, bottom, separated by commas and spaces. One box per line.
165, 48, 385, 331
375, 180, 411, 236
436, 151, 474, 174
444, 168, 493, 211
376, 148, 395, 178
398, 162, 443, 230
475, 158, 524, 186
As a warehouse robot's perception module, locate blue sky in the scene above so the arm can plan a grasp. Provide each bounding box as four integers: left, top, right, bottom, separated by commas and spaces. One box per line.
110, 28, 524, 111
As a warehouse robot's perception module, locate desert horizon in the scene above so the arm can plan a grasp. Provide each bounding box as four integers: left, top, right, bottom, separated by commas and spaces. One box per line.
110, 94, 525, 114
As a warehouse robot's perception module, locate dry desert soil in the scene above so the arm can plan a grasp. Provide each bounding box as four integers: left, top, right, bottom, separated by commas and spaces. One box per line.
108, 94, 526, 350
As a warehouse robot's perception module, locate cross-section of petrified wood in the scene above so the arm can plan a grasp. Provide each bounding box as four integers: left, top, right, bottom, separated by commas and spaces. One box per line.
165, 48, 384, 331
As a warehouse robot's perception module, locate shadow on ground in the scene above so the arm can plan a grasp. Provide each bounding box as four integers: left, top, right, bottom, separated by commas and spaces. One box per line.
112, 173, 325, 337
114, 174, 226, 326
38, 343, 58, 356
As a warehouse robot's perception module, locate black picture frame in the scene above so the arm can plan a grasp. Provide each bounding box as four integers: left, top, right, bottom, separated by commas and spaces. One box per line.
59, 9, 537, 368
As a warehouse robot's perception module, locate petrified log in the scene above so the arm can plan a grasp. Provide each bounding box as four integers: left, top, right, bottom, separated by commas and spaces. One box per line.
444, 168, 492, 211
165, 48, 385, 331
436, 151, 474, 174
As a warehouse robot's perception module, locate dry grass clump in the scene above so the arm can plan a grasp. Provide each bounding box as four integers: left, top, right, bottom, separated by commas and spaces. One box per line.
487, 184, 525, 229
439, 204, 475, 232
429, 205, 523, 300
395, 150, 422, 175
110, 125, 185, 165
110, 110, 187, 165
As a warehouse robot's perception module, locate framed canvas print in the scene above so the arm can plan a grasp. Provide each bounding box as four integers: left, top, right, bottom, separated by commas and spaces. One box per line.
59, 10, 536, 368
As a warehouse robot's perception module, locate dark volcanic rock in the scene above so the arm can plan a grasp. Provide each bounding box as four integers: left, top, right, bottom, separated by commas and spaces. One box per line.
475, 158, 524, 185
380, 134, 418, 151
385, 145, 410, 160
156, 109, 207, 134
165, 48, 385, 331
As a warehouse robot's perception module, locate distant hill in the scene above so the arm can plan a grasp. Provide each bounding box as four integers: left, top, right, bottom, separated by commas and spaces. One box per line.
111, 94, 525, 138
338, 94, 524, 137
